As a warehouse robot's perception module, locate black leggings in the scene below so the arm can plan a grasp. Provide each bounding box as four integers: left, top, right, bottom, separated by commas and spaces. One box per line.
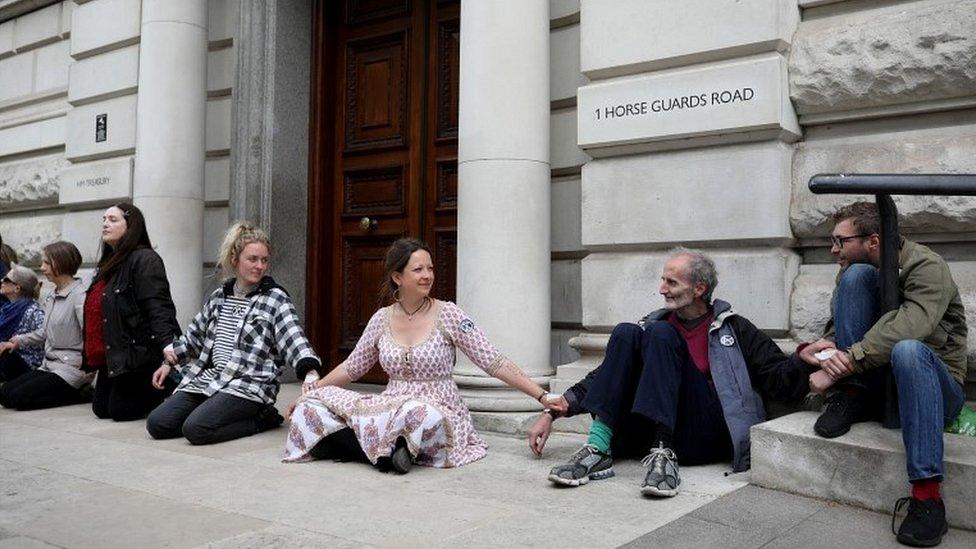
0, 352, 32, 382
0, 370, 89, 410
91, 365, 169, 421
310, 428, 369, 463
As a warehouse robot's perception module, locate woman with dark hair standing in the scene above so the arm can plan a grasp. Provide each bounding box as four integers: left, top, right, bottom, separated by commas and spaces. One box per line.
87, 203, 180, 421
284, 238, 565, 473
0, 242, 92, 409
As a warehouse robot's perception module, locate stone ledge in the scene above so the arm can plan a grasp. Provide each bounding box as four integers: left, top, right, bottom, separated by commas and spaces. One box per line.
471, 410, 591, 436
751, 411, 976, 530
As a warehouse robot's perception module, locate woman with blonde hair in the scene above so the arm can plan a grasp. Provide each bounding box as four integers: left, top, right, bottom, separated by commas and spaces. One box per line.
146, 222, 322, 445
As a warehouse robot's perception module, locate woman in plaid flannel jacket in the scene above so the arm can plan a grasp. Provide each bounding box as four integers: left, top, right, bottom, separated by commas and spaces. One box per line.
146, 223, 321, 445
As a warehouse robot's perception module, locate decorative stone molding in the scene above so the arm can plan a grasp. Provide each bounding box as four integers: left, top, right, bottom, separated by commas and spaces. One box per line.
790, 0, 976, 122
0, 212, 61, 266
0, 154, 66, 210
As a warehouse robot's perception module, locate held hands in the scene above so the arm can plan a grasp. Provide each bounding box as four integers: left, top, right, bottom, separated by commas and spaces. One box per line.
528, 412, 554, 457
302, 371, 321, 396
819, 349, 854, 379
0, 340, 16, 355
162, 347, 178, 366
799, 339, 836, 367
544, 394, 569, 415
151, 363, 171, 390
809, 369, 836, 394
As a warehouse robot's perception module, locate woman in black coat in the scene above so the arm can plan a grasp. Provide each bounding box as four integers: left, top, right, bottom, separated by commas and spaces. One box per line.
87, 202, 181, 421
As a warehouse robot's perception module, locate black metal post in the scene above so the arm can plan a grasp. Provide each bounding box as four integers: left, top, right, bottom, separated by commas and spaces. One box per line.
876, 194, 901, 428
809, 173, 976, 430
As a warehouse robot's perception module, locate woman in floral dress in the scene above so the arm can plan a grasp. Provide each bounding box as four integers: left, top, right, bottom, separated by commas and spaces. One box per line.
284, 238, 565, 472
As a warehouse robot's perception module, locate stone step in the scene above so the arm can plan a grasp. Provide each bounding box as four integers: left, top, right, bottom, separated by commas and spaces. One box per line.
554, 363, 595, 380
471, 410, 592, 435
750, 411, 976, 531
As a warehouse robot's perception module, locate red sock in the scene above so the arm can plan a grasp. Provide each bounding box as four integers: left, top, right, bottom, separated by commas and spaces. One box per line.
911, 479, 942, 501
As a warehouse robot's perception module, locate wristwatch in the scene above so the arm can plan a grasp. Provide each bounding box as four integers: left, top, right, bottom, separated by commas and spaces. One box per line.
542, 409, 557, 421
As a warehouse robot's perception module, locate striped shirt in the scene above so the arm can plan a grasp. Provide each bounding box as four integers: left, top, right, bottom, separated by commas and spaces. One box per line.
183, 295, 249, 394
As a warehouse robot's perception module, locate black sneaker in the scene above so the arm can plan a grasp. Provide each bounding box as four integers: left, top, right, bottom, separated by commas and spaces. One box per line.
390, 436, 412, 474
548, 444, 614, 486
892, 497, 948, 547
814, 390, 871, 438
640, 444, 680, 497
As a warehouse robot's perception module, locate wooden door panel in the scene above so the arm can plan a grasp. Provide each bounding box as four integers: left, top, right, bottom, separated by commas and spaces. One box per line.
433, 157, 457, 211
342, 164, 407, 217
308, 0, 459, 383
432, 227, 456, 301
346, 0, 410, 25
434, 17, 459, 141
344, 31, 410, 152
339, 234, 400, 383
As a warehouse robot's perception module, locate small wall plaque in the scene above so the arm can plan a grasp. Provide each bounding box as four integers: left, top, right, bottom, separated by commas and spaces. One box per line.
95, 113, 107, 143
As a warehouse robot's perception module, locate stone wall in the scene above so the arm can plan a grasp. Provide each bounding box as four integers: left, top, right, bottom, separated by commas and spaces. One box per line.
0, 0, 238, 322
559, 0, 976, 394
788, 0, 976, 382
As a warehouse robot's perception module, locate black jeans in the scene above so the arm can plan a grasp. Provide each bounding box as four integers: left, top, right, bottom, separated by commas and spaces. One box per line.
0, 352, 32, 382
92, 365, 168, 421
582, 321, 732, 464
0, 369, 89, 410
146, 390, 269, 445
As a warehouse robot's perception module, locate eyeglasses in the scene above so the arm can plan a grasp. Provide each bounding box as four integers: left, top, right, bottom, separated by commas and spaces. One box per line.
830, 234, 870, 248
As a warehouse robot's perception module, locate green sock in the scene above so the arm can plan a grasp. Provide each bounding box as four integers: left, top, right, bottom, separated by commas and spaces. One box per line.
586, 418, 613, 454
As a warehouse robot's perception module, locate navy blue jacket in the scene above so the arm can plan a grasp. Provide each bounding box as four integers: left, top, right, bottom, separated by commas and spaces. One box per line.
564, 300, 812, 472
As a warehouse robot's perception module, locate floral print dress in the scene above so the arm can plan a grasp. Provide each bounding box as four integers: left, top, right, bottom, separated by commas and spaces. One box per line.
284, 301, 505, 468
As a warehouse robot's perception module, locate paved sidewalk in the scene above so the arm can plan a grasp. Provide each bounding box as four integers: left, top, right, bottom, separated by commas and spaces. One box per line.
0, 384, 747, 549
624, 485, 976, 549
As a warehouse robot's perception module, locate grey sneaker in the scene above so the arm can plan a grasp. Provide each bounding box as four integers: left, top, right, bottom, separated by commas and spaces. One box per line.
640, 444, 680, 497
548, 444, 614, 486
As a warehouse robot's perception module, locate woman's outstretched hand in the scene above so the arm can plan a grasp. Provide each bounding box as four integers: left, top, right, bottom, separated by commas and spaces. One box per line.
151, 363, 171, 390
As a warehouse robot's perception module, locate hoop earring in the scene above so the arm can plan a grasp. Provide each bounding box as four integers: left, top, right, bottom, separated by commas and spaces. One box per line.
393, 287, 401, 302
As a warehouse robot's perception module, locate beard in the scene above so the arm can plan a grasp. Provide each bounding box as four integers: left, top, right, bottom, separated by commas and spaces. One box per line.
663, 293, 694, 311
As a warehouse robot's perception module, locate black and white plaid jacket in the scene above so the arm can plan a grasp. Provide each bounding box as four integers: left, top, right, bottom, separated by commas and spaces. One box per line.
172, 276, 321, 404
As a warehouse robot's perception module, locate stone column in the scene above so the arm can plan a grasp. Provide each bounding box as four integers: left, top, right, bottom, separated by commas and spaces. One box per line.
454, 0, 552, 411
230, 0, 312, 315
132, 0, 208, 327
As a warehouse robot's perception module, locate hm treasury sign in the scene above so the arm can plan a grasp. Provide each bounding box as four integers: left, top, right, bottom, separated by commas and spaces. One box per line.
578, 53, 800, 152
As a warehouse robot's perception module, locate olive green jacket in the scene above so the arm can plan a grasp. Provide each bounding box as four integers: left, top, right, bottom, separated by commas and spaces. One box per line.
823, 240, 968, 384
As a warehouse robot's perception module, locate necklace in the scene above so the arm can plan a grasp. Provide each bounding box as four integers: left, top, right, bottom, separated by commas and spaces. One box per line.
398, 297, 430, 321
233, 282, 254, 298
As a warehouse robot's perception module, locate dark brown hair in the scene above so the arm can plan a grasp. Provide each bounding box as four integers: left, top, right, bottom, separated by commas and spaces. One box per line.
43, 241, 83, 277
94, 202, 152, 282
832, 201, 881, 236
380, 238, 432, 303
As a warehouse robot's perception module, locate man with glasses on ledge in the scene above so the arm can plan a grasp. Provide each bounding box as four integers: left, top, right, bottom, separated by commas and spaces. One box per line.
798, 202, 968, 547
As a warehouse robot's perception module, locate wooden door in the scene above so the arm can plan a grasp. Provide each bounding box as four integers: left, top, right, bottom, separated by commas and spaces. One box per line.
307, 0, 459, 382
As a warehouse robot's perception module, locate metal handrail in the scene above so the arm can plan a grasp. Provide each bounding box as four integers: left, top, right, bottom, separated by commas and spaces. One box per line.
808, 174, 976, 428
